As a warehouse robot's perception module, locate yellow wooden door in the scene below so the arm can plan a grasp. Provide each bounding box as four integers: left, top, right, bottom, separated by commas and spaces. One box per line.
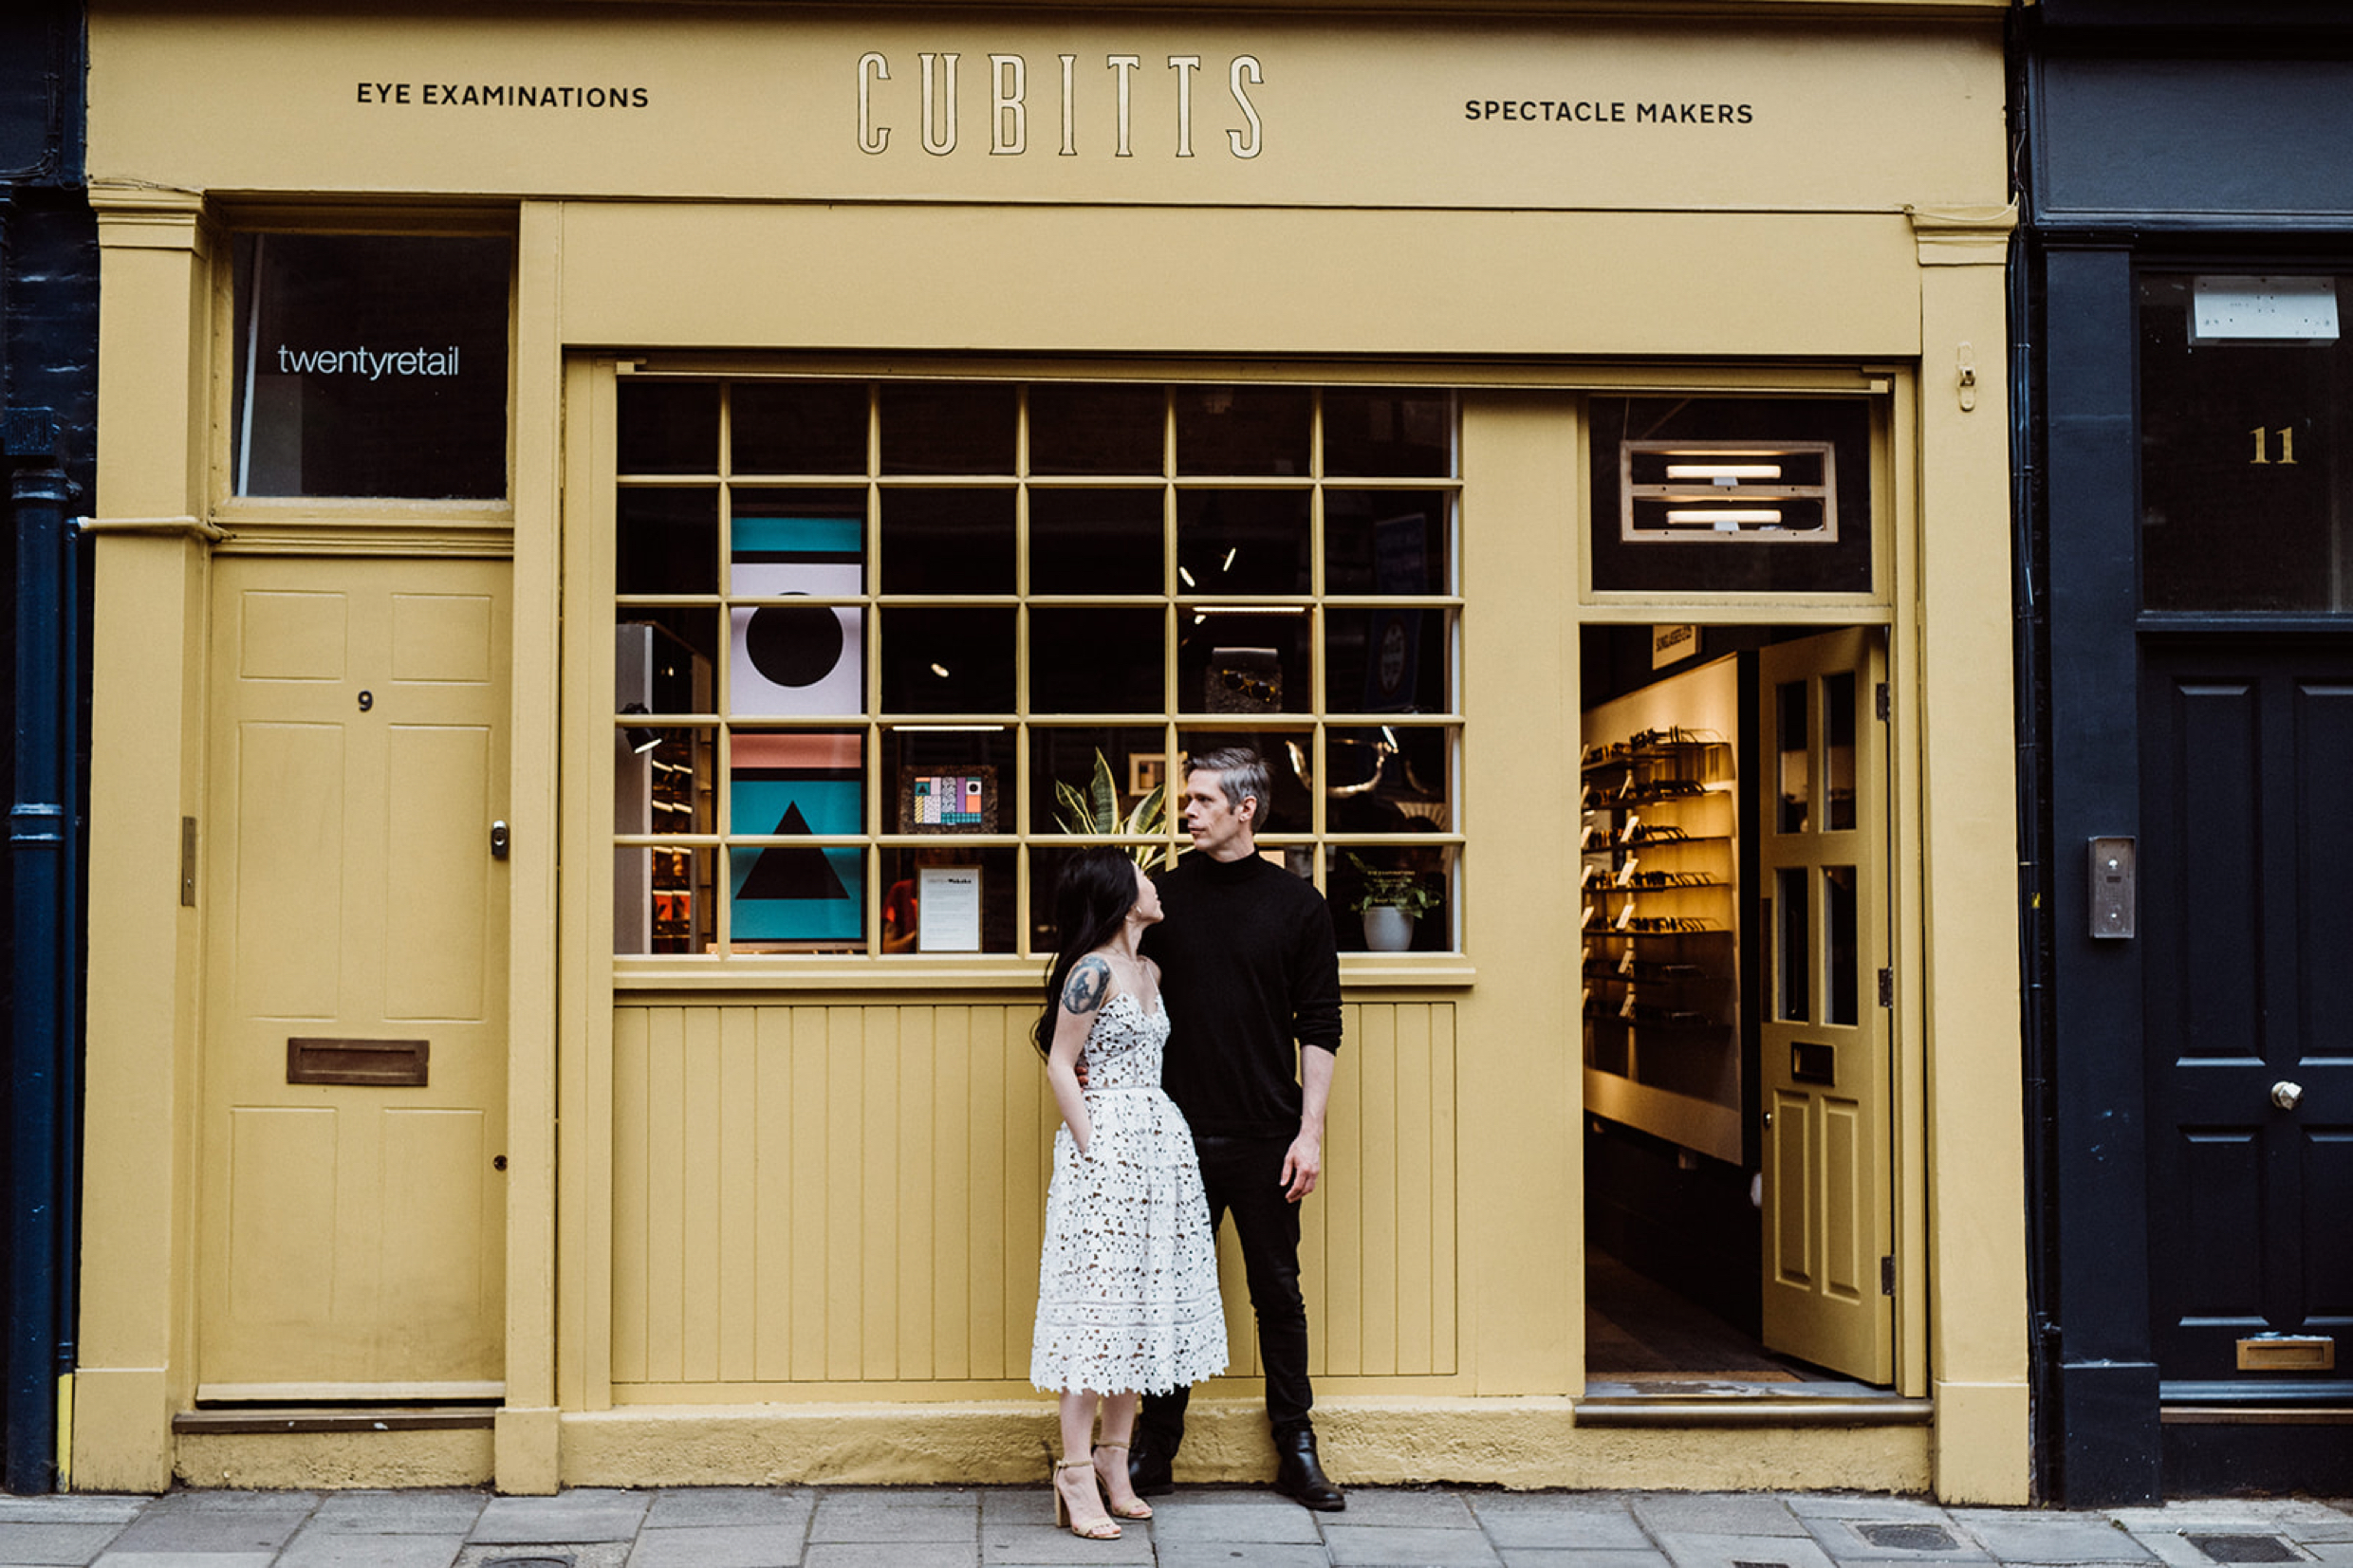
198, 556, 510, 1399
1757, 628, 1892, 1384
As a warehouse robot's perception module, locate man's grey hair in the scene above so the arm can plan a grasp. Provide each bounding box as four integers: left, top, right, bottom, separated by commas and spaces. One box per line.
1187, 745, 1271, 821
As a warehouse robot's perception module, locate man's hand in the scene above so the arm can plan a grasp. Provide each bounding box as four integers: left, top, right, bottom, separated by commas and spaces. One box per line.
1281, 1131, 1322, 1203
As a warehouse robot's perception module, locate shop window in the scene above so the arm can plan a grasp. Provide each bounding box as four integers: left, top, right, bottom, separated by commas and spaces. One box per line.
1588, 397, 1872, 595
2140, 272, 2353, 612
230, 232, 511, 499
611, 378, 1462, 959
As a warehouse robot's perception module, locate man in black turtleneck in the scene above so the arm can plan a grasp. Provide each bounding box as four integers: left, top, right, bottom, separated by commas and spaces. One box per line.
1130, 745, 1346, 1511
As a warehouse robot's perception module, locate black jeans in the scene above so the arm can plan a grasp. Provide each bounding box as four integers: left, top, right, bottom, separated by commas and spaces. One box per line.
1139, 1134, 1314, 1450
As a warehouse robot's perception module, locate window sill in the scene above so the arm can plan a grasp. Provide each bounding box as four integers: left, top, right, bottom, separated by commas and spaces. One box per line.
610, 953, 1475, 993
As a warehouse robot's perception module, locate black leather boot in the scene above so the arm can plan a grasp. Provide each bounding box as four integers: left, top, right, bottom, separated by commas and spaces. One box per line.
1127, 1430, 1176, 1497
1272, 1427, 1345, 1511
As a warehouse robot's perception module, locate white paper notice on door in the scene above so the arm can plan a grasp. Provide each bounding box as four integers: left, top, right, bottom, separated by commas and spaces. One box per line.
917, 865, 982, 953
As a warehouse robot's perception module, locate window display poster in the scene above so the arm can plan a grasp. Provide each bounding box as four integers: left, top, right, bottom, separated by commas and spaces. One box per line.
730, 515, 864, 716
917, 865, 983, 952
729, 729, 862, 941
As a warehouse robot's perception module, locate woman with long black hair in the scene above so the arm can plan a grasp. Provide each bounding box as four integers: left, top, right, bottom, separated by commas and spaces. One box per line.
1029, 846, 1227, 1540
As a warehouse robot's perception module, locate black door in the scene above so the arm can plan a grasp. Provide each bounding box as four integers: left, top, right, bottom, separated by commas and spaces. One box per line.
2141, 642, 2353, 1387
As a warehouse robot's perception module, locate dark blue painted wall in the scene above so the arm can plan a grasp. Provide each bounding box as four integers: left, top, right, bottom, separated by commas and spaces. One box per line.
1, 0, 94, 1497
2020, 0, 2353, 1504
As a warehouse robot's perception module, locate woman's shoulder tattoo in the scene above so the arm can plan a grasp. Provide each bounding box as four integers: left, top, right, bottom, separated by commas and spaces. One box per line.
1062, 956, 1111, 1014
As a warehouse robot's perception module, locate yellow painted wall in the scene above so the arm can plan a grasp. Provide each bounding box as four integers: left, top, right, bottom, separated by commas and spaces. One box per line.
73, 0, 2027, 1503
604, 1001, 1457, 1398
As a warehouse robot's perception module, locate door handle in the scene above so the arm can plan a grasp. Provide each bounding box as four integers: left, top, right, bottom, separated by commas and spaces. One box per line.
2272, 1080, 2304, 1111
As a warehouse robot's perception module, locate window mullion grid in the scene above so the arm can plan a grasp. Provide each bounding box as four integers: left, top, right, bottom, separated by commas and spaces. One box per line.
862, 382, 883, 956
1161, 388, 1182, 866
1308, 389, 1327, 860
715, 381, 736, 955
1015, 386, 1033, 957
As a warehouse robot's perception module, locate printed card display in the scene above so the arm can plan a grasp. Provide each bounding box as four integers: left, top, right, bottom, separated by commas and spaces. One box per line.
729, 729, 863, 943
730, 515, 864, 717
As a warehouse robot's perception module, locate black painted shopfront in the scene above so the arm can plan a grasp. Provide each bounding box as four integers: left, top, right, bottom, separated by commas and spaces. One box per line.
2022, 0, 2353, 1503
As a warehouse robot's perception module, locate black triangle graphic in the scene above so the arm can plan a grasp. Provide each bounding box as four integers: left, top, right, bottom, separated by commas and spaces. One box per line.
737, 802, 851, 903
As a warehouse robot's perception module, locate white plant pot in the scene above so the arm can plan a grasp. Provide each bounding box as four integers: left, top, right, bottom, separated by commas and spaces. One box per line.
1362, 905, 1416, 952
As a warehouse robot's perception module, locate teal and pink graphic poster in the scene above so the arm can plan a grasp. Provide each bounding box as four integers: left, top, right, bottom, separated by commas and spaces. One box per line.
729, 729, 863, 943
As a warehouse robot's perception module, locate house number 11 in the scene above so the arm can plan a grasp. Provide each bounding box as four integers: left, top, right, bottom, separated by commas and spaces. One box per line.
2250, 426, 2300, 465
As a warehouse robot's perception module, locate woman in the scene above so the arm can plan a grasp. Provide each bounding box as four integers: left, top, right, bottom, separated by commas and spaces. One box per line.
1030, 847, 1228, 1540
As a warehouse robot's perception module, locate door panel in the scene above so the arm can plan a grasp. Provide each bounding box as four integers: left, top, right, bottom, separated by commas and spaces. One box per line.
2143, 646, 2353, 1384
200, 556, 510, 1396
1758, 628, 1893, 1384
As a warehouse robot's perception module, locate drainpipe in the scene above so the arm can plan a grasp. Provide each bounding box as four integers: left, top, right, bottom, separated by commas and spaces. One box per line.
6, 407, 71, 1495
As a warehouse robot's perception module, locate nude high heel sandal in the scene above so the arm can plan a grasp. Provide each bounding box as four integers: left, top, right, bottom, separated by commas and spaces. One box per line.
1091, 1443, 1153, 1519
1053, 1458, 1122, 1540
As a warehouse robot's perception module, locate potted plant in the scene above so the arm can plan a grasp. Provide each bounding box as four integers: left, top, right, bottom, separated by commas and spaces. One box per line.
1344, 853, 1440, 952
1052, 748, 1173, 869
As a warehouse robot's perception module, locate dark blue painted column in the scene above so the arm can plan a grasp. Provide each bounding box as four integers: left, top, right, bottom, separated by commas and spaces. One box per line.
2041, 244, 2162, 1506
5, 411, 69, 1496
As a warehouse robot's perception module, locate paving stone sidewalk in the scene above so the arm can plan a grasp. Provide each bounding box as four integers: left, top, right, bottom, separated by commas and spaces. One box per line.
2, 1485, 2348, 1568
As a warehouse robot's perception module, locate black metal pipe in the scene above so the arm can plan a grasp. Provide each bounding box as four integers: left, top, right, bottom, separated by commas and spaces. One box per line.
5, 419, 69, 1495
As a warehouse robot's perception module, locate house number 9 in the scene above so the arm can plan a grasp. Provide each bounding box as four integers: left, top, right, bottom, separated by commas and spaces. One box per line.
357, 690, 374, 711
2250, 426, 2301, 465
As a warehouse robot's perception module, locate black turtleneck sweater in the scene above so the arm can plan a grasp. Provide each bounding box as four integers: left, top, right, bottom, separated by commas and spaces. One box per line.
1141, 851, 1344, 1139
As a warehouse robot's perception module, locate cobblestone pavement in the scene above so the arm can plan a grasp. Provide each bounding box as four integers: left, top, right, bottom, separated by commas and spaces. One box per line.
2, 1485, 2349, 1568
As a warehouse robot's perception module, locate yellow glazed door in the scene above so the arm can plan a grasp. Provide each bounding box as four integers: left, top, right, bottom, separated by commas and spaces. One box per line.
198, 556, 510, 1398
1757, 628, 1892, 1384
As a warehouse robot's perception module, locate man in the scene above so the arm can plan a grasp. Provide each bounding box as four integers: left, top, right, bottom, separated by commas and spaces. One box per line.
1131, 746, 1345, 1511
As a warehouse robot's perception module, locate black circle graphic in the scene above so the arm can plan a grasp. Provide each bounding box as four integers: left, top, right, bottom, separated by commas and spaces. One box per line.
745, 601, 844, 690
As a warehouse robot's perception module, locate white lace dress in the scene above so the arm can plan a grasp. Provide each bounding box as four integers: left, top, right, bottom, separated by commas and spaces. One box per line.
1031, 990, 1229, 1395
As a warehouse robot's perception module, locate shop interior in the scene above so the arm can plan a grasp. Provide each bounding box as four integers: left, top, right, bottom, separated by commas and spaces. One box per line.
1580, 620, 1878, 1388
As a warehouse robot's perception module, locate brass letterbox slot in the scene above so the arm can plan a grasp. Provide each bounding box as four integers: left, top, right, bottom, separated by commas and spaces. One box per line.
287, 1038, 430, 1088
2236, 1336, 2335, 1373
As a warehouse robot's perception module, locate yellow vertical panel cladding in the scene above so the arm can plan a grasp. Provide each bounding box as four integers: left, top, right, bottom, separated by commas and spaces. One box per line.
787, 1006, 829, 1379
717, 1008, 760, 1384
963, 1005, 1009, 1383
609, 1007, 649, 1386
644, 1008, 686, 1384
930, 1007, 974, 1381
679, 1006, 723, 1384
896, 1010, 936, 1383
1357, 1004, 1400, 1377
606, 1000, 1453, 1398
862, 1007, 900, 1382
750, 1008, 794, 1383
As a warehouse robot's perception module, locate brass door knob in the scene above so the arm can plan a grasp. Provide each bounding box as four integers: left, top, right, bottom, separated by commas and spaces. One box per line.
2272, 1080, 2305, 1111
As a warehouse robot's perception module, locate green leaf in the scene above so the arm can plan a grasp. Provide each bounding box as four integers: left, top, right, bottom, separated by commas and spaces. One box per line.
1088, 750, 1118, 834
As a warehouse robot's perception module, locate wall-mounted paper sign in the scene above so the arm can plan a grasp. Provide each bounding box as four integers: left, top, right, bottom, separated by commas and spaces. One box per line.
730, 514, 864, 716
1653, 623, 1698, 669
917, 865, 983, 953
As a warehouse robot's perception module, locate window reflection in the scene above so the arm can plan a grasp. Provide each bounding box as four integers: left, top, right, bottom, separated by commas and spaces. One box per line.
613, 378, 1464, 959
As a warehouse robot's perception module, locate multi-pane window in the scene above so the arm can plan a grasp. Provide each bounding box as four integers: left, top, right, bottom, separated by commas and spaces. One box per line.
611, 378, 1461, 959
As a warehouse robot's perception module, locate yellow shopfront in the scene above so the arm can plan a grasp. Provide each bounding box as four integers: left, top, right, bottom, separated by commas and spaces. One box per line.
71, 0, 2029, 1503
